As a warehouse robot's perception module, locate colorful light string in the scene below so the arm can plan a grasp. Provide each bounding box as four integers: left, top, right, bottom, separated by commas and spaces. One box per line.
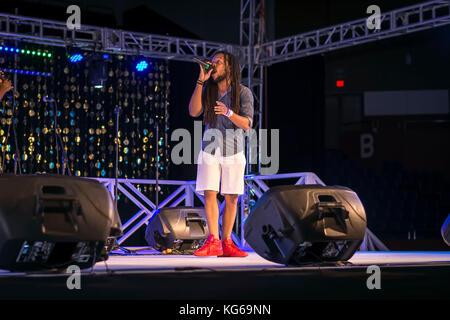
0, 68, 52, 77
0, 46, 52, 58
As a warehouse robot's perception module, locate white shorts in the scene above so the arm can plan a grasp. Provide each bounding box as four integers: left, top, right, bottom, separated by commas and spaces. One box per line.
195, 148, 246, 196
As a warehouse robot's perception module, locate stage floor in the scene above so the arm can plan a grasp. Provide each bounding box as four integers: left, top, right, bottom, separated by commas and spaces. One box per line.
91, 249, 450, 273
0, 250, 449, 300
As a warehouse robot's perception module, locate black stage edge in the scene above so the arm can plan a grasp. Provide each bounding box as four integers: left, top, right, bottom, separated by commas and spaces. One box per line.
1, 263, 449, 300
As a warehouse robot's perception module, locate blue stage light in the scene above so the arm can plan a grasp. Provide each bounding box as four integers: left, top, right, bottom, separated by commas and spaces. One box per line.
136, 60, 148, 72
69, 53, 83, 63
103, 54, 110, 59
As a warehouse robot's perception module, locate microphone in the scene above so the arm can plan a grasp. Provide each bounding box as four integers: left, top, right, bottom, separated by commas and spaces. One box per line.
193, 57, 215, 73
43, 96, 55, 102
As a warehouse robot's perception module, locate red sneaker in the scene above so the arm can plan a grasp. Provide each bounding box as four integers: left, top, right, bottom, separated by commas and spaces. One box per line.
220, 238, 248, 257
194, 234, 223, 257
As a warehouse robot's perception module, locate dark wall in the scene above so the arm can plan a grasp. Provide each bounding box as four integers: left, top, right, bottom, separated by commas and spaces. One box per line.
167, 60, 199, 181
122, 5, 201, 39
266, 55, 325, 174
322, 24, 450, 178
325, 25, 450, 93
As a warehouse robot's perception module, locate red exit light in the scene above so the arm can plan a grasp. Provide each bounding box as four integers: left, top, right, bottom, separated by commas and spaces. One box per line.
336, 80, 344, 87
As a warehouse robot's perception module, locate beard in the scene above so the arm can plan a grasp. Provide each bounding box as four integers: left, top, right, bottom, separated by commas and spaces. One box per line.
212, 72, 227, 84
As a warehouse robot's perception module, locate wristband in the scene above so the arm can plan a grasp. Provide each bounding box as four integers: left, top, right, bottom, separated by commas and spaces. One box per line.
196, 80, 204, 86
225, 108, 233, 117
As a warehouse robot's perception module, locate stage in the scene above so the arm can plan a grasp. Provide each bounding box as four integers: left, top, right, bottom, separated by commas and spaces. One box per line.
0, 1, 450, 311
0, 249, 449, 300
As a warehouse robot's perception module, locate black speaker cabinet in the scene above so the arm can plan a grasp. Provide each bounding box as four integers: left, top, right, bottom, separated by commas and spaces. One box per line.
0, 174, 122, 271
145, 206, 209, 252
244, 185, 367, 265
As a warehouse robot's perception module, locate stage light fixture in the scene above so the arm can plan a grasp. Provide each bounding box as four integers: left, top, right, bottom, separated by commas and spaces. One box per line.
90, 53, 108, 89
70, 53, 83, 63
66, 47, 84, 63
136, 60, 149, 72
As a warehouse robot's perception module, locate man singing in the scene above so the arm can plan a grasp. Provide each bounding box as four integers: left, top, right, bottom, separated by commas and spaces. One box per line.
189, 51, 254, 257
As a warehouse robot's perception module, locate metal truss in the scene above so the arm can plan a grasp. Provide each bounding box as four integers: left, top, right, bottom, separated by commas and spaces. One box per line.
0, 1, 447, 87
92, 172, 326, 246
92, 176, 244, 245
94, 177, 197, 245
0, 13, 242, 62
93, 172, 386, 251
259, 0, 450, 65
240, 0, 265, 176
239, 0, 266, 240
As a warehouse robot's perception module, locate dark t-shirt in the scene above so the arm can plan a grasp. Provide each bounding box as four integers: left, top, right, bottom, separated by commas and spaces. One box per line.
199, 84, 254, 156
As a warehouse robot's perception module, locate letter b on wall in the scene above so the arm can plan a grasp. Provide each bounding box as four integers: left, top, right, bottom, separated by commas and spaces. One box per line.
360, 133, 374, 159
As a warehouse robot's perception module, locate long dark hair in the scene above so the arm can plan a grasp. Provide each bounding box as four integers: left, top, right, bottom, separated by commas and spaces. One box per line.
202, 51, 241, 127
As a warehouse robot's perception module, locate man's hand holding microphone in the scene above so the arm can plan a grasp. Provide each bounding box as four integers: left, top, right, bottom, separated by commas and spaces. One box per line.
194, 57, 214, 86
189, 57, 215, 117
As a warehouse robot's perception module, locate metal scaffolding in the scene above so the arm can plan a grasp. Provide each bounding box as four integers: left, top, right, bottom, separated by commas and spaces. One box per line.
260, 0, 450, 65
240, 0, 265, 176
0, 13, 242, 62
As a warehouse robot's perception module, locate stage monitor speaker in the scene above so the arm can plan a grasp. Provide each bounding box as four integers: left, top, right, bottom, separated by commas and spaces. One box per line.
145, 206, 208, 253
244, 185, 367, 265
441, 214, 450, 246
0, 174, 122, 271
